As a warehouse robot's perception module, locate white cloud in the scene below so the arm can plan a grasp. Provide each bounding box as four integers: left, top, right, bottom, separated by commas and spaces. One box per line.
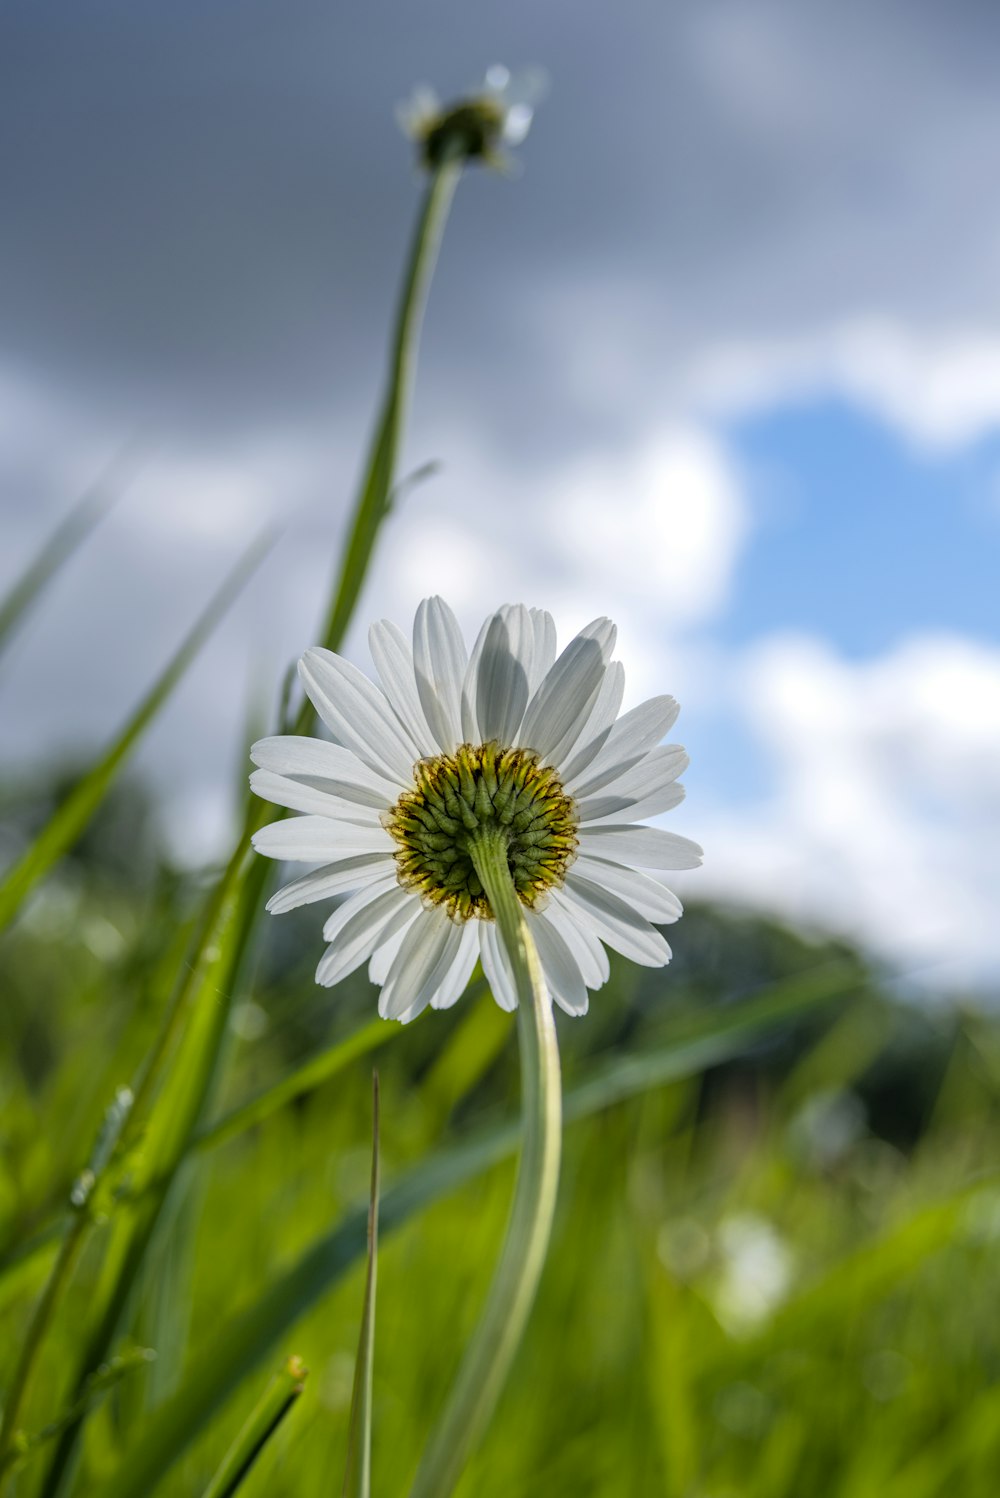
690, 320, 1000, 450
375, 423, 749, 704
693, 632, 1000, 987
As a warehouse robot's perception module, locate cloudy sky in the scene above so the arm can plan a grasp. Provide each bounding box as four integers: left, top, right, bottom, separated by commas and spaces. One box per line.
2, 1, 998, 991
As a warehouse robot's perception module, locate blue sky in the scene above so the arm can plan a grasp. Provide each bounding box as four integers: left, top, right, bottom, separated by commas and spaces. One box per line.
721, 398, 1000, 656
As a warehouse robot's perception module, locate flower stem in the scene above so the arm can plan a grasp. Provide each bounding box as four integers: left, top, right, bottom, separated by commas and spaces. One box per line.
407, 826, 562, 1498
314, 150, 462, 664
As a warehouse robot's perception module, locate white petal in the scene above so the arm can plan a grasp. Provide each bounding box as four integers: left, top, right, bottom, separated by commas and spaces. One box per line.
429, 923, 480, 1010
252, 816, 395, 862
266, 852, 395, 913
565, 696, 680, 797
479, 921, 518, 1012
527, 609, 557, 694
389, 915, 465, 1022
572, 855, 683, 924
582, 782, 685, 827
460, 613, 491, 742
316, 881, 415, 988
250, 769, 384, 824
475, 605, 533, 744
527, 910, 589, 1015
557, 662, 626, 784
412, 596, 468, 753
250, 736, 400, 808
378, 906, 455, 1021
576, 745, 690, 825
369, 912, 419, 984
554, 881, 671, 968
321, 873, 399, 939
368, 620, 438, 758
578, 825, 703, 870
535, 898, 609, 987
517, 617, 616, 764
298, 648, 418, 785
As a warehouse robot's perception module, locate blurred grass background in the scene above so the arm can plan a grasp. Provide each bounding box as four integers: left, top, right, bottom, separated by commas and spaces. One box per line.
3, 770, 999, 1496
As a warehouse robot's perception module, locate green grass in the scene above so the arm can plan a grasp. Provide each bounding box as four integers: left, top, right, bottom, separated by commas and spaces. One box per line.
2, 817, 999, 1496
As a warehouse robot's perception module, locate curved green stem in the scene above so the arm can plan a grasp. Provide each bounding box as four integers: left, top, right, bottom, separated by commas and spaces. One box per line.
407, 826, 562, 1498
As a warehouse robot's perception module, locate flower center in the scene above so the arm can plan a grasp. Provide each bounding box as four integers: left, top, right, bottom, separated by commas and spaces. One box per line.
387, 742, 579, 921
419, 99, 506, 166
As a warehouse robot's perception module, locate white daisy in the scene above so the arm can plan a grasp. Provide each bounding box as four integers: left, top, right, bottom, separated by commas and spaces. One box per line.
396, 65, 547, 170
251, 598, 702, 1023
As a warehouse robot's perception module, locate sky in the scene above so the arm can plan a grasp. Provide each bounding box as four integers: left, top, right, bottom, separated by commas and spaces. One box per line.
1, 1, 998, 993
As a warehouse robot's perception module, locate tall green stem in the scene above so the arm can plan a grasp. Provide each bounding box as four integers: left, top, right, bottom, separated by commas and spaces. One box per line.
407, 826, 562, 1498
314, 152, 461, 663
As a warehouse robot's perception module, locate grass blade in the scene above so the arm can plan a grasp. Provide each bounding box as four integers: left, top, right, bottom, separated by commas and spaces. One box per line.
97, 968, 849, 1498
193, 1020, 394, 1158
0, 1087, 134, 1478
0, 445, 139, 661
0, 532, 272, 933
0, 1348, 155, 1483
200, 1356, 308, 1498
342, 1075, 381, 1498
37, 839, 264, 1498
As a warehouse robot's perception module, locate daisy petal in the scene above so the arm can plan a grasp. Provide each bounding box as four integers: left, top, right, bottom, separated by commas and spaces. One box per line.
252, 816, 395, 862
576, 745, 690, 825
369, 620, 438, 758
480, 921, 518, 1011
535, 899, 609, 987
475, 605, 533, 745
578, 824, 704, 870
527, 910, 589, 1015
565, 695, 680, 796
517, 617, 616, 764
413, 596, 468, 753
316, 881, 415, 988
391, 916, 465, 1022
299, 648, 418, 785
266, 852, 396, 913
527, 608, 557, 694
429, 923, 480, 1010
379, 906, 455, 1021
249, 769, 384, 824
557, 661, 626, 784
572, 855, 683, 924
369, 912, 419, 984
555, 880, 671, 968
250, 736, 400, 808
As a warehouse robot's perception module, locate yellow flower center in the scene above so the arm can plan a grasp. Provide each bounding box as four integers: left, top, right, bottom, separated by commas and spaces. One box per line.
387, 742, 578, 920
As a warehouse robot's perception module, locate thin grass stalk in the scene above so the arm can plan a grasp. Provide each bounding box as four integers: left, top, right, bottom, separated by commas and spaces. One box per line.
0, 444, 139, 660
0, 533, 271, 933
407, 826, 562, 1498
199, 1357, 308, 1498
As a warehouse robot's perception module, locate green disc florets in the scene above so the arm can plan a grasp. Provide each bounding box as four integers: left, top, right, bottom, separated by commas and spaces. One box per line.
387, 743, 579, 921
